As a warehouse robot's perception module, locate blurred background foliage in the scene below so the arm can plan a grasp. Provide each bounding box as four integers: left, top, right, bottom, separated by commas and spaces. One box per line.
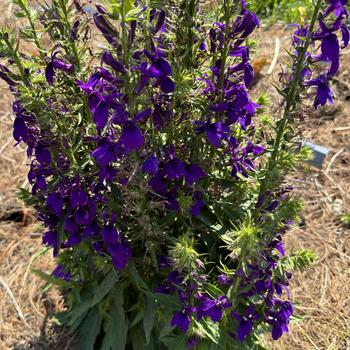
250, 0, 313, 23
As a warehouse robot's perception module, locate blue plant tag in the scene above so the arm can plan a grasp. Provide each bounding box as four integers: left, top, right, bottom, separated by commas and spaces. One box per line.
302, 140, 330, 168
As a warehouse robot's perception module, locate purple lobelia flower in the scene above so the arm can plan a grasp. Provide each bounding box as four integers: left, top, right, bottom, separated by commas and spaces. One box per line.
142, 154, 158, 175
102, 225, 119, 244
0, 64, 18, 87
65, 216, 78, 234
312, 16, 349, 76
186, 336, 200, 348
231, 2, 260, 45
93, 12, 119, 46
195, 121, 230, 148
74, 207, 93, 225
183, 163, 206, 186
45, 54, 74, 85
46, 192, 64, 215
108, 236, 132, 270
69, 19, 80, 41
305, 74, 334, 108
324, 0, 349, 17
137, 47, 176, 94
196, 294, 231, 322
171, 308, 192, 333
93, 100, 109, 131
120, 121, 144, 151
83, 221, 100, 237
190, 192, 205, 217
52, 264, 72, 281
231, 306, 258, 342
218, 274, 233, 285
70, 188, 88, 208
35, 146, 52, 164
92, 139, 118, 166
102, 51, 126, 73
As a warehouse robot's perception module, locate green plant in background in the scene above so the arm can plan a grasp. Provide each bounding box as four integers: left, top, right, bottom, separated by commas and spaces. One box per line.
251, 0, 313, 22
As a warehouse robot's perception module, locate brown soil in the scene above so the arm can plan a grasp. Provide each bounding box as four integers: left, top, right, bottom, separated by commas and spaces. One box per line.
0, 5, 349, 350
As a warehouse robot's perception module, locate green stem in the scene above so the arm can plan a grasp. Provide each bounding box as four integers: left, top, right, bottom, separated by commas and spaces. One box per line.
217, 1, 232, 97
23, 3, 45, 61
3, 35, 26, 80
121, 0, 135, 116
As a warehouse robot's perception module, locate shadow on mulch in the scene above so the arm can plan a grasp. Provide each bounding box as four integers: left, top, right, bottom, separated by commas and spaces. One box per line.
12, 297, 75, 350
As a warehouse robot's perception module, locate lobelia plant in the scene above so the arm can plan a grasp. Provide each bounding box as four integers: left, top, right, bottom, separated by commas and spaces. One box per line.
0, 0, 349, 349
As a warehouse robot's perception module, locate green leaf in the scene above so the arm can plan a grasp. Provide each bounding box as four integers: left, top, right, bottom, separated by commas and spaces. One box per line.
67, 271, 118, 326
220, 204, 245, 222
130, 326, 147, 350
101, 284, 128, 350
150, 292, 180, 311
198, 207, 218, 227
76, 306, 103, 350
123, 0, 134, 14
143, 296, 156, 345
127, 260, 149, 291
129, 306, 144, 328
161, 335, 186, 350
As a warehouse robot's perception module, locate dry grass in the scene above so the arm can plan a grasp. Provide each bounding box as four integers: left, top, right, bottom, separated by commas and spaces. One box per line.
0, 4, 349, 350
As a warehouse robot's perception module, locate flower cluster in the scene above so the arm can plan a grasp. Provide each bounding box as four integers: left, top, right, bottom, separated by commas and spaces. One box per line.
290, 0, 349, 107
0, 0, 347, 348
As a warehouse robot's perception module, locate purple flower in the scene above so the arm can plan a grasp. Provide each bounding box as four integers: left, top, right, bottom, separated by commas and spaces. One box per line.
70, 188, 88, 208
65, 216, 78, 233
171, 309, 191, 333
237, 319, 253, 342
93, 101, 109, 131
184, 164, 206, 185
120, 122, 143, 151
158, 255, 172, 269
142, 154, 158, 175
196, 295, 231, 322
153, 10, 166, 33
149, 170, 168, 194
108, 238, 132, 270
321, 32, 340, 75
165, 158, 185, 180
190, 192, 205, 217
149, 57, 172, 77
42, 230, 58, 247
45, 56, 74, 85
324, 0, 349, 17
46, 193, 64, 215
35, 146, 51, 164
102, 225, 119, 244
83, 222, 100, 237
159, 76, 175, 94
69, 19, 80, 41
186, 337, 200, 348
305, 74, 334, 108
218, 274, 233, 285
102, 51, 126, 73
74, 207, 93, 225
93, 13, 118, 46
52, 264, 71, 281
92, 140, 117, 166
231, 306, 258, 342
195, 121, 230, 148
272, 325, 284, 340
